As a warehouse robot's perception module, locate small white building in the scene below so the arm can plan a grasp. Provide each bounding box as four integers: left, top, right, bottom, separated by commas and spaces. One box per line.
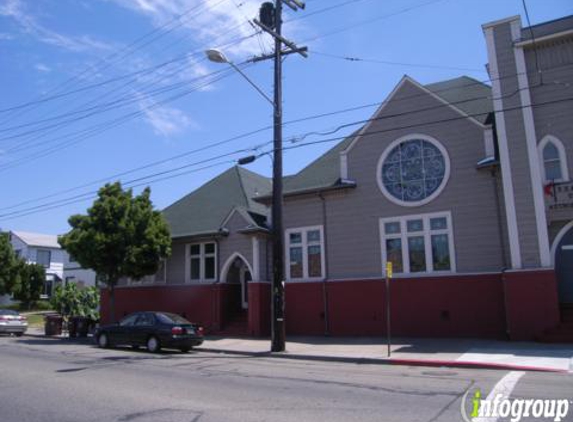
9, 231, 97, 299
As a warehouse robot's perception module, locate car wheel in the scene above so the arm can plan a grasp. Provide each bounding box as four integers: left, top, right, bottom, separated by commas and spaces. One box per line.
180, 347, 190, 353
146, 336, 161, 353
14, 333, 23, 337
97, 333, 110, 348
131, 345, 140, 350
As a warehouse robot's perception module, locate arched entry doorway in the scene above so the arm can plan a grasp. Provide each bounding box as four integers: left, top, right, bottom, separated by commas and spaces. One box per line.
553, 222, 573, 304
221, 253, 253, 310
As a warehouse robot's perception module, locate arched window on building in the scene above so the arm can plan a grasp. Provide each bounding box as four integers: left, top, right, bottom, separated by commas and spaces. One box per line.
539, 136, 568, 183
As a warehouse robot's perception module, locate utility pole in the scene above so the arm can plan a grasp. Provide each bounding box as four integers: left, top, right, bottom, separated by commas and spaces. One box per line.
253, 0, 307, 352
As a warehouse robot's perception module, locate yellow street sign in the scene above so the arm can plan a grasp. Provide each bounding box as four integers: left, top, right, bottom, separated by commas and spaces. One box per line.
386, 262, 393, 279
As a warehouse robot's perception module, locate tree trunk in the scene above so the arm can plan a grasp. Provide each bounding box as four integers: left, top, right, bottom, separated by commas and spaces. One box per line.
109, 283, 116, 323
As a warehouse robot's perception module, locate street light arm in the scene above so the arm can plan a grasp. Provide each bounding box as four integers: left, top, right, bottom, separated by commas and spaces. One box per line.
228, 62, 275, 107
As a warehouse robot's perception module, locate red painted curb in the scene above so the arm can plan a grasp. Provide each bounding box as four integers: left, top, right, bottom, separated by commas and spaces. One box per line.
198, 347, 569, 373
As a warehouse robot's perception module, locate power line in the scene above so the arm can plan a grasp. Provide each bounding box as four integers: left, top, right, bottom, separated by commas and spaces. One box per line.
521, 0, 543, 84
2, 60, 571, 211
312, 50, 485, 73
0, 66, 243, 173
2, 94, 572, 221
1, 31, 261, 157
0, 0, 231, 124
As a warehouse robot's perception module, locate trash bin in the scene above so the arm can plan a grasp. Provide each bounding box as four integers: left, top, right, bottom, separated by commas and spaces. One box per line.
44, 314, 63, 336
69, 316, 89, 338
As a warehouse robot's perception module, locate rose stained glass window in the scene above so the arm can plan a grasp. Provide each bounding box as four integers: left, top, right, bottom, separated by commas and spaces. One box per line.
381, 139, 447, 204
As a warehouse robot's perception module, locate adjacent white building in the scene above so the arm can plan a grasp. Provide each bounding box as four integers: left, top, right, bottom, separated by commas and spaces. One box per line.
9, 231, 96, 298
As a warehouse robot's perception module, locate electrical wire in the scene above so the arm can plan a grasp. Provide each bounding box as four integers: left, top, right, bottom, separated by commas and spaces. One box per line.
2, 94, 572, 221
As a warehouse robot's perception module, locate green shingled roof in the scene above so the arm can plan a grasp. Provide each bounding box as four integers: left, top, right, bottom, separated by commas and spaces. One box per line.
425, 76, 492, 125
162, 166, 271, 237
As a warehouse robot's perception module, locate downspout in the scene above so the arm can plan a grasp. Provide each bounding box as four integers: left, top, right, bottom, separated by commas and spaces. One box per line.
492, 167, 508, 268
319, 192, 330, 336
492, 167, 511, 339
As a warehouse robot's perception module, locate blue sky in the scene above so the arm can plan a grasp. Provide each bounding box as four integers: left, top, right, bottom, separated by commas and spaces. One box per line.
0, 0, 571, 234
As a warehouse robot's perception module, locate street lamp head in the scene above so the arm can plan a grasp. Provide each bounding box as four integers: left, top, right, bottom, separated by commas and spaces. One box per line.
205, 49, 229, 64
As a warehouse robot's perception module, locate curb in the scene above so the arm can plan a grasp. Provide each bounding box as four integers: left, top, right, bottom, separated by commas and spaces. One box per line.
197, 347, 569, 373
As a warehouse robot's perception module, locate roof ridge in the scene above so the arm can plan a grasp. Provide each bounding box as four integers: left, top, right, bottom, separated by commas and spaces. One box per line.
235, 166, 250, 210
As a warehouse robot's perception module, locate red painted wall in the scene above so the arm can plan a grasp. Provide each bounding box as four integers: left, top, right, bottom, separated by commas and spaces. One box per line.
100, 270, 560, 341
290, 274, 507, 339
248, 282, 270, 337
285, 282, 326, 335
503, 270, 560, 340
100, 284, 237, 333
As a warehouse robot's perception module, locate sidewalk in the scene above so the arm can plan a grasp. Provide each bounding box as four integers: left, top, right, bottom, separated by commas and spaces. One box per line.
200, 336, 573, 373
24, 327, 573, 373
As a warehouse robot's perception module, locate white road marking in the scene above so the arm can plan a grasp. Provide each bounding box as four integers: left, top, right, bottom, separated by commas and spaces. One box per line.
473, 371, 526, 422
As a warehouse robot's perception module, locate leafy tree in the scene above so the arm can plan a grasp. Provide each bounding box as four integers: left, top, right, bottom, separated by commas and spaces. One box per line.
59, 183, 171, 322
0, 233, 19, 296
51, 284, 100, 321
13, 262, 46, 310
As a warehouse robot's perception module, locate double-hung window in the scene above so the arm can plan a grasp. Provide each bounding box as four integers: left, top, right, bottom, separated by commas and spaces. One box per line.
187, 242, 217, 282
36, 249, 51, 268
380, 212, 455, 276
286, 226, 325, 280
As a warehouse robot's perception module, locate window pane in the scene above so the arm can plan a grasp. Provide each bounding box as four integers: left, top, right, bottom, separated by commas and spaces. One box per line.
37, 250, 51, 267
386, 238, 403, 273
289, 232, 302, 244
205, 256, 215, 279
190, 244, 200, 255
543, 143, 559, 160
190, 257, 201, 280
384, 222, 401, 234
545, 161, 562, 181
431, 234, 451, 271
308, 245, 322, 277
430, 217, 448, 230
307, 230, 321, 243
289, 247, 303, 278
204, 243, 215, 254
408, 236, 426, 272
407, 219, 423, 232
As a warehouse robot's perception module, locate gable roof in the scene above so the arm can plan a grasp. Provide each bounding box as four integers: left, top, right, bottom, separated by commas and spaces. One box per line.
11, 231, 60, 249
162, 166, 271, 238
276, 75, 492, 197
424, 76, 492, 125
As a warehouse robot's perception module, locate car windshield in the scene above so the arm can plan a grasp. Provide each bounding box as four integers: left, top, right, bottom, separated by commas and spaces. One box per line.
156, 313, 191, 325
0, 309, 18, 316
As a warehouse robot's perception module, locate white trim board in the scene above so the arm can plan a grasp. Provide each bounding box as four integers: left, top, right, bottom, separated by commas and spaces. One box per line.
512, 19, 551, 267
483, 25, 522, 269
340, 75, 486, 158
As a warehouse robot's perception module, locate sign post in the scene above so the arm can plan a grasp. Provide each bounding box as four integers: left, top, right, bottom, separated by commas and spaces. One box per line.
385, 261, 393, 357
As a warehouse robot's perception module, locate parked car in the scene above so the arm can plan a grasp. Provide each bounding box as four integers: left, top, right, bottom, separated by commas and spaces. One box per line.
0, 309, 28, 336
95, 311, 204, 353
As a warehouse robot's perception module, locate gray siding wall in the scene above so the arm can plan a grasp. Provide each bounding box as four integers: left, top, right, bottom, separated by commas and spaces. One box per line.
218, 212, 254, 280
284, 79, 506, 279
527, 37, 573, 179
492, 22, 542, 267
167, 239, 187, 284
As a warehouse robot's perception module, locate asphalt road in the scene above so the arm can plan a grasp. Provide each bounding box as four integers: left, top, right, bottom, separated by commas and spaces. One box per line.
0, 335, 572, 422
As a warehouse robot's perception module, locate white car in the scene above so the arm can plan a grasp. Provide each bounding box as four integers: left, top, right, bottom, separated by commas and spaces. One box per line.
0, 309, 28, 336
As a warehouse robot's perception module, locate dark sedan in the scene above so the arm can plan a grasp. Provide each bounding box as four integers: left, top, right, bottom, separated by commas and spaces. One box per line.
95, 311, 204, 353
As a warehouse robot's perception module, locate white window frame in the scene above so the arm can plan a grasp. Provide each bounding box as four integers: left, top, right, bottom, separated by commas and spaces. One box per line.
379, 211, 456, 277
285, 225, 326, 281
538, 135, 569, 183
185, 242, 217, 283
376, 133, 451, 207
